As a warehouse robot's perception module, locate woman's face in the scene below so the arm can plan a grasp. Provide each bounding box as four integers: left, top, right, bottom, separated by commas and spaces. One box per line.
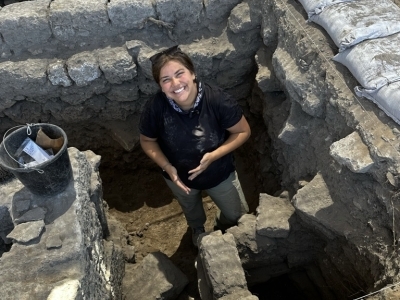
159, 60, 197, 111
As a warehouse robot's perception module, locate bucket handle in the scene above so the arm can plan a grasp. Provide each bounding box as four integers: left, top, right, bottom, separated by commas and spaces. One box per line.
3, 123, 44, 174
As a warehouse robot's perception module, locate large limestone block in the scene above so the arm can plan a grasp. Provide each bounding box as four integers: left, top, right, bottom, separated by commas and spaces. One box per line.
228, 2, 253, 33
182, 41, 222, 79
227, 214, 282, 269
0, 59, 53, 99
0, 0, 52, 52
124, 251, 188, 300
204, 0, 241, 23
198, 231, 249, 299
273, 47, 325, 118
108, 0, 156, 30
48, 60, 73, 87
155, 0, 202, 26
256, 193, 295, 238
67, 52, 102, 87
292, 173, 362, 239
330, 131, 374, 173
97, 47, 137, 84
49, 0, 109, 42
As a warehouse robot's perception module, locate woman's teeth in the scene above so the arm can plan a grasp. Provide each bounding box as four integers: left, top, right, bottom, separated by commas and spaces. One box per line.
174, 87, 184, 93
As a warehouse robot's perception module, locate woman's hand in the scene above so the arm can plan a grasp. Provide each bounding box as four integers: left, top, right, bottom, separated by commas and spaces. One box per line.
187, 116, 251, 181
188, 152, 213, 181
164, 164, 191, 194
140, 134, 191, 194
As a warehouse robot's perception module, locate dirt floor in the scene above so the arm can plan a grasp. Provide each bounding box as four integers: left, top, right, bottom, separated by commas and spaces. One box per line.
100, 150, 261, 299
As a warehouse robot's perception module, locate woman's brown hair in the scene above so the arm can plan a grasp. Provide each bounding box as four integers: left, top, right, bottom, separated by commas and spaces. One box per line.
150, 46, 196, 85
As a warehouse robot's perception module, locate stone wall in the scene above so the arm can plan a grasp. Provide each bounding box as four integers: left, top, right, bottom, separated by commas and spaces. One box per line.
247, 0, 400, 298
0, 148, 125, 299
0, 0, 261, 142
1, 0, 400, 299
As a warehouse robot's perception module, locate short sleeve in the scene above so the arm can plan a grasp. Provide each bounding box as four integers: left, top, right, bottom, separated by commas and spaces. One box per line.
139, 97, 161, 139
216, 89, 243, 129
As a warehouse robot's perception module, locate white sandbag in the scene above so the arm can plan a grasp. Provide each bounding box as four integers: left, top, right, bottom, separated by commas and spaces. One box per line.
310, 0, 400, 51
297, 0, 354, 18
355, 82, 400, 126
333, 33, 400, 91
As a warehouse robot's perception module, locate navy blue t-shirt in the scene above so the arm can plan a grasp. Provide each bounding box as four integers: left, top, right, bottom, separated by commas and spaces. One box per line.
139, 82, 242, 190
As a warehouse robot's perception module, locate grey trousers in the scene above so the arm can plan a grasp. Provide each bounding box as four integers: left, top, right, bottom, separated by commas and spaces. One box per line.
164, 171, 249, 229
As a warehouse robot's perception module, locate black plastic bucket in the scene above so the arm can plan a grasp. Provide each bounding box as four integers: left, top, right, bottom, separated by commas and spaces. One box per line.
0, 124, 73, 197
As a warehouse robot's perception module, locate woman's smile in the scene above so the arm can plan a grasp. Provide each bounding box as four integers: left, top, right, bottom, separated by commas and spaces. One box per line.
174, 87, 184, 93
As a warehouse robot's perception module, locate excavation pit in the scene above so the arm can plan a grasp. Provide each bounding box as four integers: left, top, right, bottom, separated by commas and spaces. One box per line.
0, 0, 400, 298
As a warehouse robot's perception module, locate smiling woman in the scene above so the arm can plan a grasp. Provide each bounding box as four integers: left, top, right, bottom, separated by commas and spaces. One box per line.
139, 45, 251, 248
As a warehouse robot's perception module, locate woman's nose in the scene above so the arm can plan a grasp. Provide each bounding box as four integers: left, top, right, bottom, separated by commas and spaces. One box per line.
171, 77, 179, 86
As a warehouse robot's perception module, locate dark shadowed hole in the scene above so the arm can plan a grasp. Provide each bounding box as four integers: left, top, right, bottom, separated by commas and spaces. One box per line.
0, 239, 12, 258
249, 273, 317, 300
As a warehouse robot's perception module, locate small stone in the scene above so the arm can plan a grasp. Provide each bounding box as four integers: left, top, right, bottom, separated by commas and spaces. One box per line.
46, 234, 63, 249
14, 207, 46, 224
256, 193, 295, 238
298, 180, 308, 188
392, 128, 400, 137
386, 172, 397, 187
329, 131, 374, 173
14, 199, 31, 213
279, 191, 289, 199
47, 280, 80, 299
7, 220, 45, 243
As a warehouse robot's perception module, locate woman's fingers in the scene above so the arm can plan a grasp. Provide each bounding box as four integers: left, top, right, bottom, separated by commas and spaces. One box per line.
187, 159, 210, 180
172, 175, 191, 194
188, 161, 207, 174
176, 180, 191, 194
188, 170, 202, 181
188, 166, 201, 175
